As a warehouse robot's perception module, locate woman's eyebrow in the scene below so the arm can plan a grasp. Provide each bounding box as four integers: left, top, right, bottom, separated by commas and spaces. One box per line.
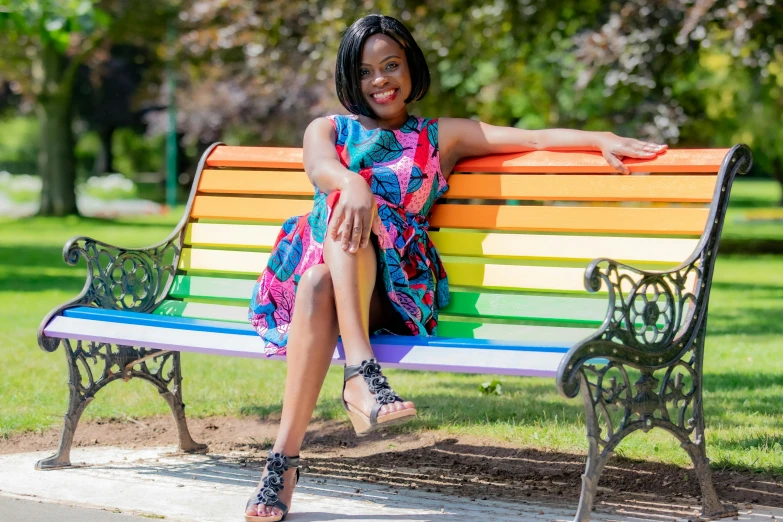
361, 55, 402, 66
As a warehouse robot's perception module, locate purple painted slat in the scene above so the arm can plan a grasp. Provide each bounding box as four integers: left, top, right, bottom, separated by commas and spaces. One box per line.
43, 316, 563, 377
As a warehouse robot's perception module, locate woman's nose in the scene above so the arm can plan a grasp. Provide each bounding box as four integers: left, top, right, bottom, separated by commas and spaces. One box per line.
372, 75, 388, 87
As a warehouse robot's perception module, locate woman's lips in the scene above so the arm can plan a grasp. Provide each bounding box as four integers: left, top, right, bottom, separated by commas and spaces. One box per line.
370, 88, 398, 105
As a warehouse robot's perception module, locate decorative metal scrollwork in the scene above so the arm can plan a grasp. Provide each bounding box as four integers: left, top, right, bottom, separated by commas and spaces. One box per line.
557, 144, 753, 400
63, 235, 181, 312
579, 346, 701, 458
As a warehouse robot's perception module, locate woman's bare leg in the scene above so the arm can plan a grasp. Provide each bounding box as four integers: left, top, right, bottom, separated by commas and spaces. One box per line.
248, 264, 338, 518
322, 236, 415, 418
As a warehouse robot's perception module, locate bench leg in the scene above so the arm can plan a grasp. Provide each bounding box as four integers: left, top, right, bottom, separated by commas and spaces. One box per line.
36, 340, 206, 470
36, 339, 118, 470
681, 339, 737, 520
574, 374, 613, 522
134, 351, 208, 455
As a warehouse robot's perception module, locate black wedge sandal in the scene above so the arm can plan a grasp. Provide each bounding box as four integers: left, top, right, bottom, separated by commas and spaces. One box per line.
342, 358, 417, 435
245, 451, 300, 522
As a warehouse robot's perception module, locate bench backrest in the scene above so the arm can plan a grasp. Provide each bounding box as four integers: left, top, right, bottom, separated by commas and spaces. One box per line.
157, 144, 732, 343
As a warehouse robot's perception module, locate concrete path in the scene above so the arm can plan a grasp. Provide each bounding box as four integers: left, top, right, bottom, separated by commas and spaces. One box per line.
0, 446, 780, 522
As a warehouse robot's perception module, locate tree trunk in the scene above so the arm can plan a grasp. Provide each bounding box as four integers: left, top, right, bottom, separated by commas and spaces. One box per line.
37, 42, 78, 216
94, 126, 115, 175
772, 158, 783, 207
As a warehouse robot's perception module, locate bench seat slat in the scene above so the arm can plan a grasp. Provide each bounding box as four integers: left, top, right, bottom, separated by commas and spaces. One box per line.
185, 223, 698, 264
179, 248, 598, 292
45, 309, 574, 377
198, 170, 717, 203
191, 195, 708, 235
204, 146, 728, 173
169, 275, 607, 323
152, 300, 596, 342
179, 247, 697, 293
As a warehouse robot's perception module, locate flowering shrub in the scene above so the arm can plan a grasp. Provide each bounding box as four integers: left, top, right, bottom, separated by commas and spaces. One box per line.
77, 173, 138, 200
0, 172, 42, 203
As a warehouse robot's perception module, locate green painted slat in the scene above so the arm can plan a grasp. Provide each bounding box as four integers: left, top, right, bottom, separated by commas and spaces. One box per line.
442, 292, 606, 325
169, 275, 256, 301
168, 275, 606, 325
152, 300, 594, 342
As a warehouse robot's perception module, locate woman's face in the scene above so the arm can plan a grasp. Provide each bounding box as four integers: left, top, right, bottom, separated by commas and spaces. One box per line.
360, 34, 411, 120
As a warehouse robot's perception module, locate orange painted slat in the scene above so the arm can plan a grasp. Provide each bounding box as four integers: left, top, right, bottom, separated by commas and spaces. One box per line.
453, 149, 729, 174
206, 147, 303, 169
198, 169, 314, 195
191, 195, 708, 235
430, 205, 708, 235
205, 145, 728, 174
190, 195, 312, 222
446, 174, 716, 201
196, 170, 717, 203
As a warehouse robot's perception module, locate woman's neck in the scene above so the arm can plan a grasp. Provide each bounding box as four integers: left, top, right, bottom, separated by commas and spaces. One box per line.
358, 111, 411, 131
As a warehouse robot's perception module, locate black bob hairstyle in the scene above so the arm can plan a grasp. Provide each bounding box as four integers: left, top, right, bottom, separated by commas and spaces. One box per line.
335, 14, 431, 118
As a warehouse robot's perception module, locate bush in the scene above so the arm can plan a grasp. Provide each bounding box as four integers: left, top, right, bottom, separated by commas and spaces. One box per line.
77, 173, 138, 200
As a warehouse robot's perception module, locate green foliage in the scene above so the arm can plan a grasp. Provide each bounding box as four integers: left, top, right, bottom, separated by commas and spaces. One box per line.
478, 379, 503, 396
0, 0, 109, 46
0, 117, 39, 166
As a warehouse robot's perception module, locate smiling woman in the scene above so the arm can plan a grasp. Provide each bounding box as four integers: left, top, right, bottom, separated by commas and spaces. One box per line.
244, 14, 667, 522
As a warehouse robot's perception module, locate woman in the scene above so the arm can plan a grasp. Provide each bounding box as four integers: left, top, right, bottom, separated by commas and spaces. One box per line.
246, 14, 665, 521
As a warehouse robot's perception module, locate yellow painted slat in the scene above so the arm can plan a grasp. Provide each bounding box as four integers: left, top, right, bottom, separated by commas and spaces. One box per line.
185, 223, 699, 265
179, 247, 602, 292
430, 231, 699, 264
179, 248, 269, 274
185, 223, 281, 248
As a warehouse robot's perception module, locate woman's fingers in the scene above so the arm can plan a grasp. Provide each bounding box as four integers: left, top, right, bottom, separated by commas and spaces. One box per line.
340, 211, 356, 251
603, 150, 629, 175
328, 203, 344, 241
348, 213, 363, 253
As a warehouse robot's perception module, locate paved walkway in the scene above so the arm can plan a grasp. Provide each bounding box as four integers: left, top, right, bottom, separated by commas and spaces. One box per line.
0, 446, 780, 522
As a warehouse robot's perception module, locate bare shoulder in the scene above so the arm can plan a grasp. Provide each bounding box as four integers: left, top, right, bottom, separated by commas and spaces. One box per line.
437, 117, 484, 173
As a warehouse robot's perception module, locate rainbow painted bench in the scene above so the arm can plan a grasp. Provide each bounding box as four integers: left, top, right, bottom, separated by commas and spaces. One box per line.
37, 142, 751, 521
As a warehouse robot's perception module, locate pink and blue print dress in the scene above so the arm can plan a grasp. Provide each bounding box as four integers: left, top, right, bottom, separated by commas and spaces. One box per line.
249, 114, 450, 356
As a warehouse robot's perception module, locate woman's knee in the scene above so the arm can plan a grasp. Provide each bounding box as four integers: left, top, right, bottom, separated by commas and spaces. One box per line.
298, 264, 335, 306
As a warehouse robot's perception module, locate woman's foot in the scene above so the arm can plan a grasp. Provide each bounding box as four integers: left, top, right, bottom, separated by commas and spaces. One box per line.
342, 358, 416, 434
245, 452, 300, 521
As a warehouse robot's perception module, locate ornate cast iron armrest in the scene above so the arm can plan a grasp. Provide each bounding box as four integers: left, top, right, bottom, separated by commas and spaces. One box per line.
556, 256, 706, 399
556, 144, 753, 399
37, 228, 185, 352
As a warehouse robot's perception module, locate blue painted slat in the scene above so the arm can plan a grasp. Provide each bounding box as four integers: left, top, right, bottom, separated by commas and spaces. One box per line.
63, 307, 573, 353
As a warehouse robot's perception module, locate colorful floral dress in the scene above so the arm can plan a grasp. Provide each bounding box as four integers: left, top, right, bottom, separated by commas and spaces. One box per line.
249, 114, 450, 357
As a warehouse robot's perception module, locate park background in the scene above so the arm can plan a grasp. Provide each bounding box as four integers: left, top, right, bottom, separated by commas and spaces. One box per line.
0, 0, 781, 500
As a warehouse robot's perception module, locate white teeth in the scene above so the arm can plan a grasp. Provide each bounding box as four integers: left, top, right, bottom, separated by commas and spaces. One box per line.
372, 89, 395, 100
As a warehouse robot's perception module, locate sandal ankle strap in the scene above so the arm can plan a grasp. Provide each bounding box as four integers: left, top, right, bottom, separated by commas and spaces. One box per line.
344, 358, 403, 408
266, 450, 300, 470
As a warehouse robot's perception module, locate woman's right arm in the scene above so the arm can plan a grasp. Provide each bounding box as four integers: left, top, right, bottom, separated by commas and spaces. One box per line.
303, 117, 376, 253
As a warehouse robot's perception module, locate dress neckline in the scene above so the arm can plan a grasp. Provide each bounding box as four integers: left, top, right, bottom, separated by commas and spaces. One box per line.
350, 113, 417, 133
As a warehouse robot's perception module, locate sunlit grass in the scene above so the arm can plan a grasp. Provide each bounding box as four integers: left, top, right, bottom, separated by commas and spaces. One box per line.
1, 186, 781, 475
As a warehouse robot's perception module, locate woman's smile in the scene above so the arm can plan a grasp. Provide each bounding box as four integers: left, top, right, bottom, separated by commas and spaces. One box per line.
370, 88, 399, 104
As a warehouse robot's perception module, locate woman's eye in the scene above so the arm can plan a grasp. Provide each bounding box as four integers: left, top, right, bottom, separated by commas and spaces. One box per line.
360, 69, 369, 77
386, 62, 398, 70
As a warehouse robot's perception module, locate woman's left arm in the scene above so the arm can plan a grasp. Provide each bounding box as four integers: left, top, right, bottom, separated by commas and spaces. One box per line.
439, 118, 667, 175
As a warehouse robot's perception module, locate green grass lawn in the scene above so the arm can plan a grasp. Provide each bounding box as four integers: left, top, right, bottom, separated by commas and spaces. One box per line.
1, 181, 782, 475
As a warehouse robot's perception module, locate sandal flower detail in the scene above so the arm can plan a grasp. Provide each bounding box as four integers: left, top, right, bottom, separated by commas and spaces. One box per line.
244, 451, 300, 522
342, 358, 416, 435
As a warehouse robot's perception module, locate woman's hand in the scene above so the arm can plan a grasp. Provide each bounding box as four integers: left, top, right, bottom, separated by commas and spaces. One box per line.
597, 133, 667, 174
327, 175, 377, 253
